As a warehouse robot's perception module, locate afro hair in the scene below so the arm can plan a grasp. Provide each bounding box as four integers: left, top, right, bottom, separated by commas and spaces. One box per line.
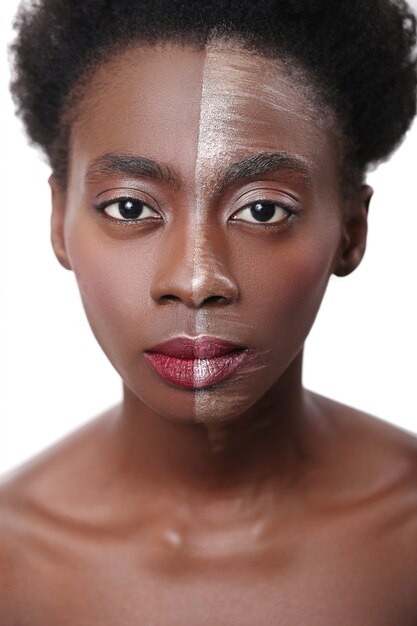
9, 0, 417, 188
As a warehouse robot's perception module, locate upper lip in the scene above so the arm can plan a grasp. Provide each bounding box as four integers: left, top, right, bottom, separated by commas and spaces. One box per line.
146, 336, 246, 359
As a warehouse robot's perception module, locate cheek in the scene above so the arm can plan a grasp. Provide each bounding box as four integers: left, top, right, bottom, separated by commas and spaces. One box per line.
65, 222, 154, 356
240, 226, 340, 354
272, 246, 332, 330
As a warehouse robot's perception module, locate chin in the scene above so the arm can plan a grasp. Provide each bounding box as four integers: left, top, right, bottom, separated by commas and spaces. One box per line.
127, 363, 274, 427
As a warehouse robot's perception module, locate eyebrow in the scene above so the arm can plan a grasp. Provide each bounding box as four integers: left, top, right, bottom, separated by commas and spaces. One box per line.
213, 151, 311, 194
85, 151, 311, 192
85, 153, 180, 188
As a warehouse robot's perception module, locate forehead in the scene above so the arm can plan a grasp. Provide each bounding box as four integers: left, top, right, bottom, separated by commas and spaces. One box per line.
69, 39, 341, 192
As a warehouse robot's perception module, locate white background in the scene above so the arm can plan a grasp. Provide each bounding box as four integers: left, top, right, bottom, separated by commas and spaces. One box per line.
1, 0, 417, 477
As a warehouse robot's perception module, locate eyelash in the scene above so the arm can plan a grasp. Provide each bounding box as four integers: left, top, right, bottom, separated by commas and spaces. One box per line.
231, 199, 297, 228
93, 197, 160, 225
93, 197, 298, 227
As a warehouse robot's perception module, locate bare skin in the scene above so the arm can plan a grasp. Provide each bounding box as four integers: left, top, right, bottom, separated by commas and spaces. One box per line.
1, 395, 417, 625
1, 42, 417, 624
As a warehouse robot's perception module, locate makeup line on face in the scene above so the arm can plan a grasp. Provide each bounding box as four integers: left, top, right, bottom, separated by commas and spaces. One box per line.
191, 38, 313, 420
85, 148, 310, 396
85, 149, 307, 396
64, 38, 344, 426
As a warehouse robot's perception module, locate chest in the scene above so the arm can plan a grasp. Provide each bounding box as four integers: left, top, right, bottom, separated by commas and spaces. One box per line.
7, 517, 417, 626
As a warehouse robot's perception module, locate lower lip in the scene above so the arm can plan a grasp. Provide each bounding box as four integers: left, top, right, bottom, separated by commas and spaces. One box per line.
144, 350, 250, 389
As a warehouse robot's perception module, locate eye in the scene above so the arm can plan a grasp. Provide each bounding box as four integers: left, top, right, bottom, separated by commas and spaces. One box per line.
95, 198, 160, 222
231, 201, 293, 224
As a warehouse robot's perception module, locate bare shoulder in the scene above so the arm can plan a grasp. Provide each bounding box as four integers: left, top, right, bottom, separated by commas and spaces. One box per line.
0, 404, 119, 505
0, 465, 45, 620
311, 390, 417, 547
0, 473, 52, 621
0, 482, 21, 619
0, 410, 117, 553
312, 390, 417, 460
311, 392, 417, 589
0, 406, 119, 619
312, 390, 417, 486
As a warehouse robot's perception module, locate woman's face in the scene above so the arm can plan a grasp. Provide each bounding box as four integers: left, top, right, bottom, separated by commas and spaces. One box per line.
51, 40, 364, 425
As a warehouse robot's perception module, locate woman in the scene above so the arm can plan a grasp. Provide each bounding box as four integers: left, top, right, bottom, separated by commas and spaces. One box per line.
1, 0, 417, 623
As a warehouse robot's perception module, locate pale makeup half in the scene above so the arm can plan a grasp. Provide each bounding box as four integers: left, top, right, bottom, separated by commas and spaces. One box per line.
60, 37, 344, 436
192, 35, 338, 425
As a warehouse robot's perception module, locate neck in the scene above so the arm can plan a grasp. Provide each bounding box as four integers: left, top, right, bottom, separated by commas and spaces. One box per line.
107, 351, 330, 496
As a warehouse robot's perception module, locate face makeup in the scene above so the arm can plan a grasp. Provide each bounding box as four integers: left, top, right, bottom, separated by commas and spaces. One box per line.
190, 35, 340, 423
144, 336, 252, 389
62, 38, 344, 429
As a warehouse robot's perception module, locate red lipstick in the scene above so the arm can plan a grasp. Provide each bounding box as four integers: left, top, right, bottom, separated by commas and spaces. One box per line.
144, 336, 250, 389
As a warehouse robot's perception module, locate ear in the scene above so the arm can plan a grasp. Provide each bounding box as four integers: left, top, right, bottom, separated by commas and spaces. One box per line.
49, 174, 72, 271
333, 184, 373, 277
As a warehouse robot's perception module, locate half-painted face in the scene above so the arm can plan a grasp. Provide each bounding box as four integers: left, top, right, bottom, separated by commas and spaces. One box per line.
52, 39, 353, 425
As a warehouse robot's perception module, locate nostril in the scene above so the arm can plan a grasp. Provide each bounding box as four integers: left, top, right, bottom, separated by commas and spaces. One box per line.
203, 295, 227, 305
159, 294, 181, 304
159, 294, 226, 305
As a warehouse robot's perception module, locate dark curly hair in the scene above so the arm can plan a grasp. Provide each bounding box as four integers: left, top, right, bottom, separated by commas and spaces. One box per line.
9, 0, 417, 190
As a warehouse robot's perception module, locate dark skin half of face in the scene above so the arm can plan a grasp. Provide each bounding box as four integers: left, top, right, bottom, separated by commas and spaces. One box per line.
1, 42, 417, 625
50, 41, 370, 430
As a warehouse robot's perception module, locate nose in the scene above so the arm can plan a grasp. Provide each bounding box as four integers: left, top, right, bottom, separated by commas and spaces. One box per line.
150, 222, 239, 308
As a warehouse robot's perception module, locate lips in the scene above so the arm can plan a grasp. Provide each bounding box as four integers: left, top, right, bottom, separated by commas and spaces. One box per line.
144, 336, 250, 389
